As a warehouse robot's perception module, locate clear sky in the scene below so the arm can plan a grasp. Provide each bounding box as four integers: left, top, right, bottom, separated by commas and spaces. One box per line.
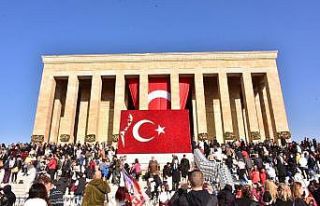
0, 0, 319, 143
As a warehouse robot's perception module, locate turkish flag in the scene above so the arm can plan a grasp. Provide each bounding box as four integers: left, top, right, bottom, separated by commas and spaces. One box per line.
148, 77, 171, 110
118, 110, 192, 154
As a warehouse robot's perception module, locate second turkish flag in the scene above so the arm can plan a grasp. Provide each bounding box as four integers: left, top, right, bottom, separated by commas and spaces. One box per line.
148, 77, 171, 110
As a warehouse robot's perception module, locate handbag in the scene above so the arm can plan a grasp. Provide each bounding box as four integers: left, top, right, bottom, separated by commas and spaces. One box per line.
12, 166, 19, 173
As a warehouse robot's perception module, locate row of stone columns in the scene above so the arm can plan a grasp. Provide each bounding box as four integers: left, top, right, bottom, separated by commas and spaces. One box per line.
32, 70, 289, 144
189, 71, 289, 142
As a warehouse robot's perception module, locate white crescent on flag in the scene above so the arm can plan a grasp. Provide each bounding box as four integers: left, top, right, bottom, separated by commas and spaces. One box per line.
148, 90, 171, 103
132, 119, 156, 142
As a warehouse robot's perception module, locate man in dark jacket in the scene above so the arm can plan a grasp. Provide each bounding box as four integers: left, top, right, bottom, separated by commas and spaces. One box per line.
176, 170, 217, 206
172, 156, 181, 191
217, 184, 236, 206
180, 155, 190, 181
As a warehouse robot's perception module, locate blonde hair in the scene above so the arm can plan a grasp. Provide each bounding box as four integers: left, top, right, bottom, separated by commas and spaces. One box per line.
277, 183, 292, 202
264, 180, 278, 201
292, 182, 303, 199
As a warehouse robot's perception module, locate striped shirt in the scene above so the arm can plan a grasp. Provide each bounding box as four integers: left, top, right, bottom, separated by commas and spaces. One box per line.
50, 188, 64, 206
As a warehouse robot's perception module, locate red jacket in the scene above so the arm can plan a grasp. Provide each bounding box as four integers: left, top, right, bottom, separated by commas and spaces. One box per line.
260, 172, 267, 184
48, 158, 57, 170
250, 170, 260, 184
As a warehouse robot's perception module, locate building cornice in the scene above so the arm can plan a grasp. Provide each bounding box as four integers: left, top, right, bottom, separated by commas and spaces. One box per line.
42, 51, 278, 64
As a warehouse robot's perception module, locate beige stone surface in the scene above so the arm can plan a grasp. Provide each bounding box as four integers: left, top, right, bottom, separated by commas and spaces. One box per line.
33, 51, 290, 144
98, 79, 115, 143
235, 93, 246, 139
170, 70, 180, 110
266, 68, 290, 134
242, 108, 250, 142
204, 77, 216, 139
58, 75, 79, 143
229, 82, 240, 139
255, 92, 266, 141
112, 73, 126, 135
191, 88, 198, 141
139, 73, 148, 110
33, 70, 56, 142
194, 71, 208, 135
218, 72, 233, 135
241, 72, 260, 141
87, 74, 102, 139
260, 85, 275, 139
76, 85, 89, 143
212, 84, 224, 143
49, 84, 62, 143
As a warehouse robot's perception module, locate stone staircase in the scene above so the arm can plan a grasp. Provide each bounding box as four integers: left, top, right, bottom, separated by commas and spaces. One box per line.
2, 170, 36, 206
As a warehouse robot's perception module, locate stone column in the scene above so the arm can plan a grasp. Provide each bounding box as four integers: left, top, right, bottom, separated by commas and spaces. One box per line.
191, 88, 198, 141
212, 81, 223, 143
87, 74, 102, 142
170, 70, 180, 109
242, 108, 250, 143
139, 73, 148, 110
113, 73, 126, 136
32, 70, 56, 143
234, 92, 246, 139
241, 72, 260, 141
255, 91, 266, 141
229, 90, 239, 138
266, 69, 290, 139
260, 85, 275, 139
218, 72, 234, 140
59, 75, 79, 143
194, 72, 207, 138
76, 86, 90, 144
49, 84, 62, 143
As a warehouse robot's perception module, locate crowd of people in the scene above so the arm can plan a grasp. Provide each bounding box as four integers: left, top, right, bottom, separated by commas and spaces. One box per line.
0, 137, 318, 206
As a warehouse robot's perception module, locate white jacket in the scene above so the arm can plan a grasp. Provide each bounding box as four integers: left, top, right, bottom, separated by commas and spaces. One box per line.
24, 198, 48, 206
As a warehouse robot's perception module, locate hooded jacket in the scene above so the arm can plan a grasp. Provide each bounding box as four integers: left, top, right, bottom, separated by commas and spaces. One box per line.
82, 179, 110, 206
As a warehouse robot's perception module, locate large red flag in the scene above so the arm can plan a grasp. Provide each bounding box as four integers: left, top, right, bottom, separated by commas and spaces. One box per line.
118, 110, 192, 154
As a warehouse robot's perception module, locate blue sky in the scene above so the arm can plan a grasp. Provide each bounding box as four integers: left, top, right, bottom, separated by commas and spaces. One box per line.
0, 0, 319, 143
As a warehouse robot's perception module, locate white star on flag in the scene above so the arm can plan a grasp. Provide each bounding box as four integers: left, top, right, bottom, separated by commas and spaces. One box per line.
155, 125, 165, 135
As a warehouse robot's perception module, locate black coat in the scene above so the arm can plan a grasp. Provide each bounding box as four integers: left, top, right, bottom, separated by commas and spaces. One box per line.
188, 190, 218, 206
163, 165, 172, 178
75, 177, 86, 195
180, 158, 190, 177
275, 199, 293, 206
293, 198, 307, 206
217, 188, 236, 206
172, 166, 181, 182
170, 189, 218, 206
235, 197, 254, 206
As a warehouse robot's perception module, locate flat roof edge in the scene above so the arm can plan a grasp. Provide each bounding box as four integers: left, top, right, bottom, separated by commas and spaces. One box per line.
42, 51, 278, 64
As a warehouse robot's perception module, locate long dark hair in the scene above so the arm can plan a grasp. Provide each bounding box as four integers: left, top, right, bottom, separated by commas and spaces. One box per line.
27, 182, 50, 204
